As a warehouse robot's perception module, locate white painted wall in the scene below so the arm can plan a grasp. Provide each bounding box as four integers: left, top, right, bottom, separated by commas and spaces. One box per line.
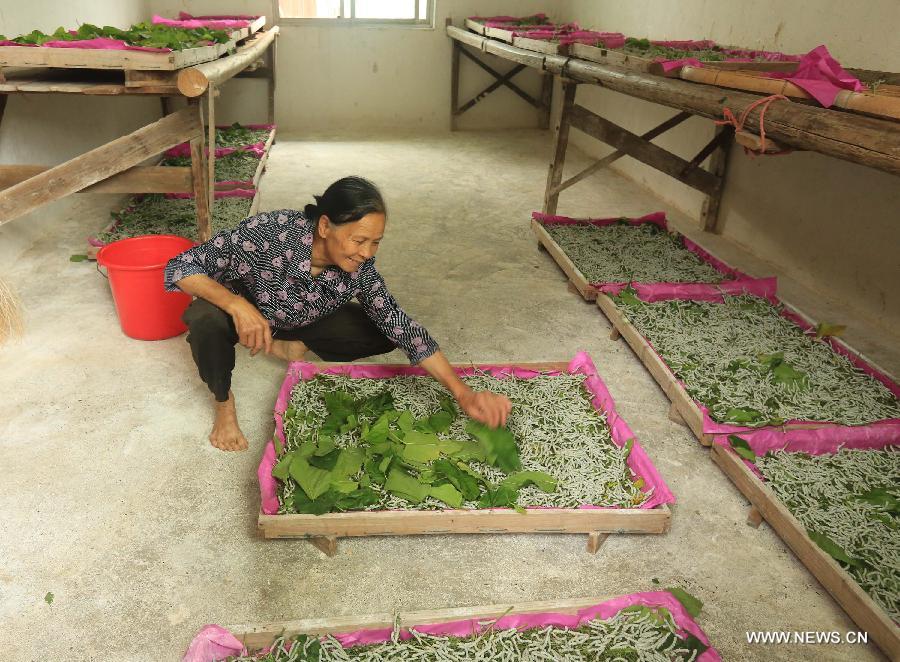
0, 0, 160, 264
559, 0, 900, 332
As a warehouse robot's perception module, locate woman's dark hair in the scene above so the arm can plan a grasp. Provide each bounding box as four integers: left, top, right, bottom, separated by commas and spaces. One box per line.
304, 176, 386, 226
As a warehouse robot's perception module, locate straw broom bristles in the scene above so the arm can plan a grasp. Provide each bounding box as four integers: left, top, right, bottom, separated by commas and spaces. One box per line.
0, 277, 24, 344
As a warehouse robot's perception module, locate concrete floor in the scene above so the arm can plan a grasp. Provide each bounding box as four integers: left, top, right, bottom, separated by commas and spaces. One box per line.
2, 130, 897, 661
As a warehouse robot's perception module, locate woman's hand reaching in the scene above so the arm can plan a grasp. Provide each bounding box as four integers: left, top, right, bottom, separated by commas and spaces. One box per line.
456, 388, 512, 429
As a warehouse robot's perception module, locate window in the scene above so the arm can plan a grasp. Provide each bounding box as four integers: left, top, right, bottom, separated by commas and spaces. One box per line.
277, 0, 434, 25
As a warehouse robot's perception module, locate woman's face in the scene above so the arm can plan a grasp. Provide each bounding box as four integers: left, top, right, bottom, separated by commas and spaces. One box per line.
318, 212, 386, 272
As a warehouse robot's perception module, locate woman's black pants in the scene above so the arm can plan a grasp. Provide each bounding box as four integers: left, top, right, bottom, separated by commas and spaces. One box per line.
182, 298, 396, 401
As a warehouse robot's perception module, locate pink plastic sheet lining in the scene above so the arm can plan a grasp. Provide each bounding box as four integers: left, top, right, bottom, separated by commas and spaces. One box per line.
0, 36, 171, 52
257, 351, 675, 516
713, 430, 900, 482
164, 124, 275, 159
612, 290, 900, 447
182, 591, 720, 662
152, 14, 252, 30
532, 210, 777, 302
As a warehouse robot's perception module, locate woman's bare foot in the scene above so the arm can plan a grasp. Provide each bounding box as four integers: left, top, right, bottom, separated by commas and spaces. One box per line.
270, 339, 308, 362
209, 391, 249, 451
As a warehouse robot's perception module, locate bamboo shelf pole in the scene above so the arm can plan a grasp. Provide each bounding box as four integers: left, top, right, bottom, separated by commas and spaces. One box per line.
178, 27, 279, 98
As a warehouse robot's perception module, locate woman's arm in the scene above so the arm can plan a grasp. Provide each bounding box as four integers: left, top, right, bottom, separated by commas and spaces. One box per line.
418, 350, 511, 428
176, 274, 273, 356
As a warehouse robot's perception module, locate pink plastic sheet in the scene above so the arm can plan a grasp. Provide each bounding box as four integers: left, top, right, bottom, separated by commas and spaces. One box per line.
766, 45, 863, 107
183, 591, 719, 661
182, 625, 245, 662
152, 14, 252, 30
164, 124, 274, 158
560, 31, 626, 48
258, 351, 674, 515
469, 14, 547, 23
180, 12, 261, 21
0, 37, 170, 52
532, 210, 774, 300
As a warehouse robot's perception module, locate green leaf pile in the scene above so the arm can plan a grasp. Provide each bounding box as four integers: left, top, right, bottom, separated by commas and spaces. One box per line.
3, 22, 231, 50
612, 294, 900, 426
544, 221, 725, 285
275, 388, 557, 514
223, 603, 707, 660
276, 371, 648, 514
757, 446, 900, 621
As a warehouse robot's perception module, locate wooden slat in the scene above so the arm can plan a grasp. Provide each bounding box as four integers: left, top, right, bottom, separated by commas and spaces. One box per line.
188, 100, 211, 242
0, 106, 201, 225
542, 79, 576, 214
464, 18, 488, 35
531, 219, 596, 300
248, 127, 276, 188
233, 596, 618, 650
450, 37, 461, 130
700, 126, 734, 232
259, 504, 670, 540
0, 164, 192, 193
568, 104, 720, 196
711, 444, 900, 660
513, 36, 567, 55
596, 294, 711, 445
550, 111, 693, 196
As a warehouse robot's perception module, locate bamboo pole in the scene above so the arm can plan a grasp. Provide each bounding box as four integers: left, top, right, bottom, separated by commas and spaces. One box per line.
679, 66, 900, 122
178, 27, 279, 97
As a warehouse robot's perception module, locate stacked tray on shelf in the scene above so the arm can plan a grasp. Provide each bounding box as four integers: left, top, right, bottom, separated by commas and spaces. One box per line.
87, 122, 275, 255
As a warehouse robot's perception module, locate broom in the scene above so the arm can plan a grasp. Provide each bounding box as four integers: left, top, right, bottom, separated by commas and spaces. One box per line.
0, 277, 24, 344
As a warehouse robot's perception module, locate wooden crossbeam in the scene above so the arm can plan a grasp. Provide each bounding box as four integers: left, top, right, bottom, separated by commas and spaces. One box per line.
551, 111, 692, 196
457, 46, 537, 110
683, 125, 734, 176
543, 80, 577, 214
0, 164, 192, 193
0, 105, 202, 226
568, 104, 720, 196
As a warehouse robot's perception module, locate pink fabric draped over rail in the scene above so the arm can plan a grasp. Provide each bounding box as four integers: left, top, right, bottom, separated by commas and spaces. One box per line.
164, 124, 275, 158
766, 44, 864, 107
183, 591, 720, 661
258, 352, 674, 515
532, 210, 776, 301
165, 188, 255, 200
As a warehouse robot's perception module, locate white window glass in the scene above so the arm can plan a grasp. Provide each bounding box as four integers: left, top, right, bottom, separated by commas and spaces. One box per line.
354, 0, 416, 19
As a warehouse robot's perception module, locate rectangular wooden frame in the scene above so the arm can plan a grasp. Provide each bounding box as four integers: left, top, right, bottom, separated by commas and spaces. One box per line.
596, 293, 899, 447
711, 443, 900, 659
229, 595, 626, 650
569, 42, 799, 77
532, 216, 743, 303
0, 16, 265, 71
257, 360, 672, 554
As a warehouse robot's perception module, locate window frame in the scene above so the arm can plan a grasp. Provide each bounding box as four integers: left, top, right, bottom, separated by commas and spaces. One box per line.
274, 0, 436, 28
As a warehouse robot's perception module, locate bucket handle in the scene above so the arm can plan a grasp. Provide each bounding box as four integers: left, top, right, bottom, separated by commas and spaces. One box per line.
96, 262, 108, 279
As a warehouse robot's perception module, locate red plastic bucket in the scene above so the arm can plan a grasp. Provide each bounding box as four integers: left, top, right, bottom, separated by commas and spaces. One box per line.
97, 235, 196, 340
